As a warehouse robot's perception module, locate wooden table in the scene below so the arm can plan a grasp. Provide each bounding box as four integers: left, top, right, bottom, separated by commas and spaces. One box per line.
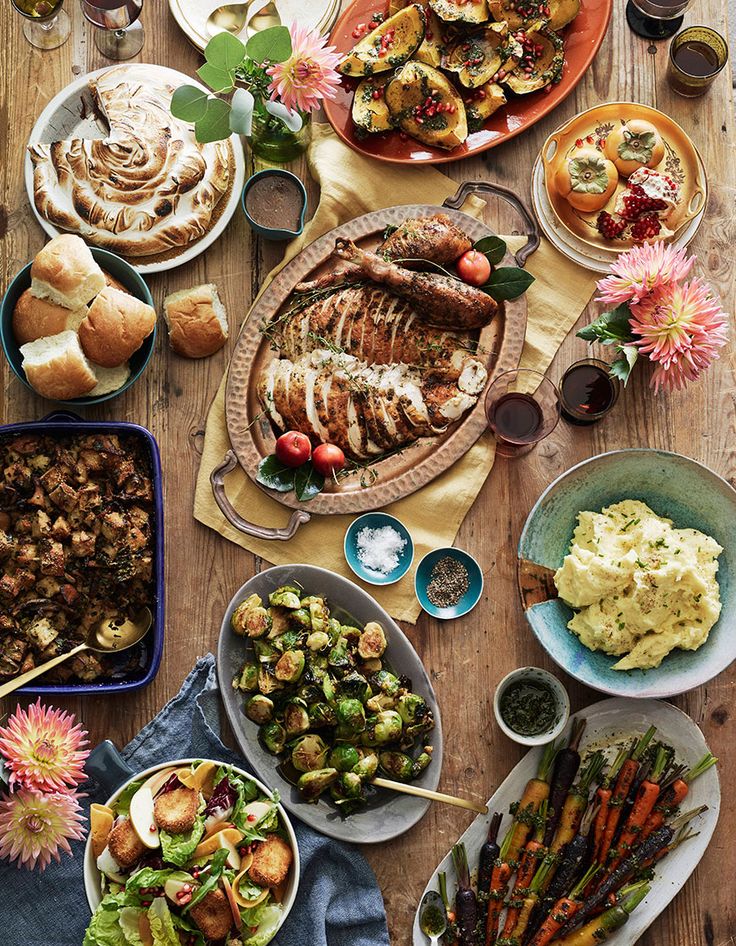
1, 2, 735, 943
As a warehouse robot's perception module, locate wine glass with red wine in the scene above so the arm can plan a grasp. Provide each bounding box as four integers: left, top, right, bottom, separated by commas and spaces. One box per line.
80, 0, 144, 59
626, 0, 693, 40
485, 369, 561, 458
12, 0, 71, 50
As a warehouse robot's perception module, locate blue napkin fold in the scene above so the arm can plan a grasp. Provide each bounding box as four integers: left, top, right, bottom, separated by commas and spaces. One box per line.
7, 655, 390, 946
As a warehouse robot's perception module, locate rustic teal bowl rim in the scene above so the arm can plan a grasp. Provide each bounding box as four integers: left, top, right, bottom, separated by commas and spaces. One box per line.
0, 247, 155, 406
518, 448, 736, 699
241, 168, 308, 241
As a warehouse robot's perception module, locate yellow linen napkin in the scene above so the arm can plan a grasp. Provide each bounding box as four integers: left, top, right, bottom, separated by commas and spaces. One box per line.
194, 124, 598, 622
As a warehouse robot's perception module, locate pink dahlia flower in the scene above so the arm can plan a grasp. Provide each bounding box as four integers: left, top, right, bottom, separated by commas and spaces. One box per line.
629, 277, 729, 393
267, 22, 341, 114
596, 243, 695, 306
0, 789, 85, 871
0, 700, 89, 792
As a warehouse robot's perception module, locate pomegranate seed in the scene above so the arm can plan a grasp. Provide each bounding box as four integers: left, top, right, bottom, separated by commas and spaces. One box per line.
372, 89, 382, 99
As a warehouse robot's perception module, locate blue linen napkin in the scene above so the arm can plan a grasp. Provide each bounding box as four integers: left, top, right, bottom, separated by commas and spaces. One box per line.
7, 655, 390, 946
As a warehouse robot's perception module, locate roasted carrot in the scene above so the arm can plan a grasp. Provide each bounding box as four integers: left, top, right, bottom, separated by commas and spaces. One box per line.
478, 813, 503, 926
640, 806, 708, 869
640, 752, 715, 843
543, 719, 587, 847
587, 747, 627, 886
438, 871, 457, 941
551, 753, 606, 858
485, 827, 514, 946
528, 865, 599, 946
452, 843, 478, 946
507, 741, 558, 865
551, 883, 650, 946
607, 745, 669, 871
500, 801, 548, 939
499, 859, 554, 946
597, 726, 656, 869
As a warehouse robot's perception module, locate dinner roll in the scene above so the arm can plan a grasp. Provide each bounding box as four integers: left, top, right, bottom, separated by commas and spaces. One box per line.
12, 290, 88, 345
78, 286, 156, 368
88, 362, 131, 397
31, 234, 106, 309
102, 270, 130, 294
20, 331, 97, 400
163, 284, 228, 358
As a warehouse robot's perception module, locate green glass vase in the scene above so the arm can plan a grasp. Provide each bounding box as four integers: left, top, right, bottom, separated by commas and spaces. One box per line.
248, 111, 311, 163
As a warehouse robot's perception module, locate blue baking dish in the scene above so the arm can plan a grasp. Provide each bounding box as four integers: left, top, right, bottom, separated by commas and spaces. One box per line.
0, 410, 164, 695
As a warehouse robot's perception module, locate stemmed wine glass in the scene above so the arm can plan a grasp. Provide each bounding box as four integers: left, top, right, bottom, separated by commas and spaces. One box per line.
11, 0, 71, 50
485, 369, 561, 458
625, 0, 693, 40
80, 0, 145, 60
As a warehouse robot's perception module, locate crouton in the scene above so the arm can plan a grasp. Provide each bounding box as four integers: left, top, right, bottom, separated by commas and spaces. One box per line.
107, 817, 146, 868
247, 834, 293, 888
189, 889, 233, 940
153, 786, 199, 834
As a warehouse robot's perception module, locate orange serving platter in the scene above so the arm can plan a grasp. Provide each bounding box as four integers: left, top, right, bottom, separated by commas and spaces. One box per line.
323, 0, 613, 165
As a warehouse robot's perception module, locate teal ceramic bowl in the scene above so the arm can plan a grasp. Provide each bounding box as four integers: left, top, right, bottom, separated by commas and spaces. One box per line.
518, 449, 736, 698
1, 247, 155, 406
241, 169, 307, 241
344, 512, 414, 586
415, 547, 484, 620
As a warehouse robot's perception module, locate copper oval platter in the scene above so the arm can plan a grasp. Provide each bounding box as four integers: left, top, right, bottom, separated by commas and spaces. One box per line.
224, 200, 529, 516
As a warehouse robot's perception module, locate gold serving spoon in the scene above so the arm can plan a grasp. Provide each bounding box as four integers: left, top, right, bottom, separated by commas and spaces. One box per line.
372, 776, 488, 814
205, 0, 279, 39
0, 608, 153, 699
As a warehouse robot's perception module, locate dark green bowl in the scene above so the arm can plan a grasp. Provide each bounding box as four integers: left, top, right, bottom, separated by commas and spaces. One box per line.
0, 247, 156, 406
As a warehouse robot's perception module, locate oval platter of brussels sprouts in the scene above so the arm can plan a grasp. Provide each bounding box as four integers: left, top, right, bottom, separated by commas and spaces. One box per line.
217, 564, 443, 844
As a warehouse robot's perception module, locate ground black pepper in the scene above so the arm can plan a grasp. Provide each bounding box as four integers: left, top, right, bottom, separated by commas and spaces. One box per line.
426, 556, 470, 608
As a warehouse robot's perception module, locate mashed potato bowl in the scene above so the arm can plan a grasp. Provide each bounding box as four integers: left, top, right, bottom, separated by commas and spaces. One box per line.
518, 449, 736, 698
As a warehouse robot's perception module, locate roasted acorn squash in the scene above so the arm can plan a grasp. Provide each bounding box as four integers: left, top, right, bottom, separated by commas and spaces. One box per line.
465, 82, 507, 130
445, 23, 522, 89
385, 60, 468, 149
502, 29, 564, 94
488, 0, 579, 30
429, 0, 489, 25
352, 77, 394, 134
414, 9, 447, 67
338, 4, 427, 77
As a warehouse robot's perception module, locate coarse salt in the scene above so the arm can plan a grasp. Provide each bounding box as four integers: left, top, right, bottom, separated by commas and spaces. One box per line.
355, 525, 407, 576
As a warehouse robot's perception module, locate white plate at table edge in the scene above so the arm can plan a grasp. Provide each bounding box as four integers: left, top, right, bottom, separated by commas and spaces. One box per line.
24, 64, 245, 275
531, 154, 706, 274
412, 697, 720, 946
217, 563, 444, 844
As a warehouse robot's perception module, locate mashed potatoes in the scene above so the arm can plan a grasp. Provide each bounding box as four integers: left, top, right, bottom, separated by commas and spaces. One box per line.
554, 500, 722, 671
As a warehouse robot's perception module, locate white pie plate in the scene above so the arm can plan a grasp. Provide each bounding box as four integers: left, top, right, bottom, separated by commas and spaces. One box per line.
24, 64, 246, 274
412, 697, 720, 946
530, 154, 706, 274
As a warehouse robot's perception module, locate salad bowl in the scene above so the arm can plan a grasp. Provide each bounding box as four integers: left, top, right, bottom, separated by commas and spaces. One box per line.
518, 448, 736, 698
84, 745, 300, 946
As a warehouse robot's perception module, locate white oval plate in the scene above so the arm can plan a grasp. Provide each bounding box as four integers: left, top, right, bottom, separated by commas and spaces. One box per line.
25, 65, 245, 274
412, 697, 720, 945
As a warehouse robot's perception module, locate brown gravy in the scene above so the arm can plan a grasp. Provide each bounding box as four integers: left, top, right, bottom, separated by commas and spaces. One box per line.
246, 174, 304, 232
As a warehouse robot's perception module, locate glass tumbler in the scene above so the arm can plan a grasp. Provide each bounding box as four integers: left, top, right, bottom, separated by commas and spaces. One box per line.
485, 369, 561, 458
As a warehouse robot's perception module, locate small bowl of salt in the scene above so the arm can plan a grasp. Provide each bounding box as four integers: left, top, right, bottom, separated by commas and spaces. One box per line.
344, 513, 414, 586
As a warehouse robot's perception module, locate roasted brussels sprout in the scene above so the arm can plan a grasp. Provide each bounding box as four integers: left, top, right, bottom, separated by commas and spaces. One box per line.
336, 698, 366, 734
363, 710, 403, 747
328, 744, 361, 772
371, 670, 401, 697
290, 608, 312, 629
231, 594, 272, 639
306, 630, 330, 652
366, 693, 397, 713
297, 683, 322, 705
412, 750, 433, 778
337, 771, 363, 798
234, 662, 258, 692
361, 658, 383, 673
398, 693, 429, 725
245, 694, 274, 725
253, 639, 278, 663
298, 767, 338, 802
308, 702, 337, 728
258, 666, 283, 695
336, 671, 370, 703
328, 638, 351, 671
306, 597, 329, 634
378, 750, 414, 781
291, 733, 329, 772
358, 622, 387, 659
275, 650, 305, 683
283, 699, 310, 737
260, 721, 287, 755
353, 752, 378, 780
269, 607, 290, 636
268, 586, 302, 609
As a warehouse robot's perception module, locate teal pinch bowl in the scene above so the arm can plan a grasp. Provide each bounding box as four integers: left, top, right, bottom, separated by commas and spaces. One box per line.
241, 168, 308, 241
518, 449, 736, 699
415, 547, 484, 620
1, 247, 155, 406
344, 512, 414, 586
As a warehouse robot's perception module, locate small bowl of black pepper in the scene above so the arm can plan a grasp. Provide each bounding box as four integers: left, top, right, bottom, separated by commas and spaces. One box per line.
493, 666, 570, 747
414, 547, 484, 620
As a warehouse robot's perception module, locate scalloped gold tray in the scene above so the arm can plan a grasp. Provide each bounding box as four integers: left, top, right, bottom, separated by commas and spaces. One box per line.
542, 103, 708, 251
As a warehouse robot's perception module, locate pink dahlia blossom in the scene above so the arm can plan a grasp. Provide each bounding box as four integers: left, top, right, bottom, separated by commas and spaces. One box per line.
0, 789, 85, 871
596, 243, 695, 306
629, 277, 729, 393
0, 700, 89, 792
267, 22, 341, 114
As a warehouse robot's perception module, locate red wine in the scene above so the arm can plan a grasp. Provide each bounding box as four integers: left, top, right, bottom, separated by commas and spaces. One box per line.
672, 40, 721, 77
491, 393, 543, 444
561, 364, 617, 424
81, 0, 142, 29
